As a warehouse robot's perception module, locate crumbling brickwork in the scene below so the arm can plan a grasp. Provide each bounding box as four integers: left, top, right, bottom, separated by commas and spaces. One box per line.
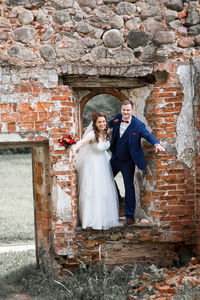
0, 0, 199, 272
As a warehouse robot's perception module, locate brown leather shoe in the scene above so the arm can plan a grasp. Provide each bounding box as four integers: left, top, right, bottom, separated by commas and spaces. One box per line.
124, 219, 135, 226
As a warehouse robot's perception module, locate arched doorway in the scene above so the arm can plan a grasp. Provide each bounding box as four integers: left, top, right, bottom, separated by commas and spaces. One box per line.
79, 90, 127, 221
78, 89, 150, 223
80, 89, 127, 130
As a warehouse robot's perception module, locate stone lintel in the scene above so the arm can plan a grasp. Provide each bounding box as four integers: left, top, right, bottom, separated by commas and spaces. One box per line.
60, 63, 154, 79
62, 76, 155, 88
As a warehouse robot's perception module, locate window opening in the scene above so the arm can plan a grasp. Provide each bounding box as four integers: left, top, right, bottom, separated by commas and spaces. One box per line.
82, 93, 125, 219
0, 147, 36, 262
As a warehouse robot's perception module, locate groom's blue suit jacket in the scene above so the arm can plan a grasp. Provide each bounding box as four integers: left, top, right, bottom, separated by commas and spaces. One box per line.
109, 114, 159, 170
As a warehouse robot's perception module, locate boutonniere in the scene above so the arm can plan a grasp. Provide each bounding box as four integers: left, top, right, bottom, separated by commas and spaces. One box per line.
132, 132, 136, 136
114, 119, 118, 123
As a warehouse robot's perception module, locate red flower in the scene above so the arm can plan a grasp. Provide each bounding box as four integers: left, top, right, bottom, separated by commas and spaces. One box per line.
69, 138, 75, 144
114, 119, 118, 123
132, 132, 136, 136
58, 135, 76, 149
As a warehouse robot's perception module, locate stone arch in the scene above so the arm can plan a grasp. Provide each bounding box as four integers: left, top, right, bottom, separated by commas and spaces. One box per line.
80, 89, 127, 120
77, 88, 149, 222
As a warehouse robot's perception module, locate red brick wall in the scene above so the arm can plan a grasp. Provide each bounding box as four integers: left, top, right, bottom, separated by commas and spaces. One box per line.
0, 63, 199, 271
144, 62, 196, 244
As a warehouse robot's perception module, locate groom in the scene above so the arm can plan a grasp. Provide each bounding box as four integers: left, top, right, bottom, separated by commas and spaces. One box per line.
109, 99, 165, 226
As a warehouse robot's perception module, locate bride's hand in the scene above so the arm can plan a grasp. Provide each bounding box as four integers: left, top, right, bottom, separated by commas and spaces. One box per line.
72, 145, 78, 153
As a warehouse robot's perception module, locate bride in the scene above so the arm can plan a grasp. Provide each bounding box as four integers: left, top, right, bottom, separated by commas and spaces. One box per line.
73, 112, 119, 230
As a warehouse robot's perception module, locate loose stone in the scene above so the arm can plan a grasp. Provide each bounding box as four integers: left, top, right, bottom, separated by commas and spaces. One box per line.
18, 9, 34, 25
177, 36, 195, 48
53, 10, 71, 25
36, 9, 46, 24
163, 0, 183, 12
6, 0, 45, 8
12, 27, 36, 43
115, 2, 136, 16
109, 15, 124, 29
127, 30, 148, 49
168, 20, 181, 29
77, 0, 97, 9
144, 19, 164, 33
140, 45, 158, 62
81, 37, 95, 48
141, 8, 160, 19
152, 31, 175, 46
52, 0, 74, 9
125, 17, 141, 30
74, 12, 83, 22
0, 30, 8, 40
188, 24, 200, 36
77, 22, 93, 33
41, 26, 55, 41
164, 9, 178, 21
185, 9, 200, 27
103, 29, 124, 48
40, 45, 57, 61
195, 35, 200, 46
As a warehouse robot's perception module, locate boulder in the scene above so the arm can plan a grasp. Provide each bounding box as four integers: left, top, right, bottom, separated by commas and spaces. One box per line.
185, 10, 199, 27
52, 0, 74, 9
177, 36, 195, 48
36, 9, 46, 24
77, 22, 93, 34
18, 10, 34, 25
6, 0, 45, 8
127, 30, 148, 49
116, 2, 136, 15
163, 0, 183, 12
188, 24, 200, 36
152, 31, 175, 46
103, 29, 124, 48
77, 0, 97, 8
41, 26, 55, 42
53, 10, 70, 25
141, 8, 160, 19
12, 27, 36, 43
40, 45, 56, 61
164, 9, 178, 21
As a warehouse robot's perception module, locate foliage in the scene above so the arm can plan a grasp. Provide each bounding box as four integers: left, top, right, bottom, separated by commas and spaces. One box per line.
0, 250, 36, 298
1, 250, 200, 299
0, 153, 35, 244
83, 94, 121, 127
0, 250, 131, 299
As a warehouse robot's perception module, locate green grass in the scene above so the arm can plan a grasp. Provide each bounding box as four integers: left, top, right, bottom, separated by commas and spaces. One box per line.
0, 153, 35, 244
0, 250, 131, 299
1, 251, 200, 300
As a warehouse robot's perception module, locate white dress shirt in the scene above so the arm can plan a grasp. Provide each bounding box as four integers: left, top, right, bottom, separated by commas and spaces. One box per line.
120, 118, 131, 137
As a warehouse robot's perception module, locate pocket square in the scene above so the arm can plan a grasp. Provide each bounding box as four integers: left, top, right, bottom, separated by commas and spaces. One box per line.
132, 132, 136, 136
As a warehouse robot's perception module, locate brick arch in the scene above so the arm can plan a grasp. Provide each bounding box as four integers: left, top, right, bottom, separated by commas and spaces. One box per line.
80, 89, 127, 118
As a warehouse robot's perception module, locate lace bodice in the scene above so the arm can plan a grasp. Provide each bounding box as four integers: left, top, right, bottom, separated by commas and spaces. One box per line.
90, 139, 110, 154
73, 130, 110, 153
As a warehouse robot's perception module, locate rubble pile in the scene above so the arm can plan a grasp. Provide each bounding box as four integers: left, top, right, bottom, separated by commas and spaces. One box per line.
128, 257, 200, 299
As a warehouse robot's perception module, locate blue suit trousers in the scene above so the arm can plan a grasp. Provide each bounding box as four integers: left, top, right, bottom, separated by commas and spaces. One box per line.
110, 158, 135, 220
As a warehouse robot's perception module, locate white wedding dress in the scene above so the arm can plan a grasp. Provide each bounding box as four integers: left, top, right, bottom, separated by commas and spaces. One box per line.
74, 130, 119, 230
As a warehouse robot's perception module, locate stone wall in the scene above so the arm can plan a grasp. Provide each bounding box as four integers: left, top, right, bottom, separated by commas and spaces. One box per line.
0, 0, 199, 272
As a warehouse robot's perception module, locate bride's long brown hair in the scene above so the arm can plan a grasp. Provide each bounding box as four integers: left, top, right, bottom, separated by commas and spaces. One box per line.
92, 112, 109, 142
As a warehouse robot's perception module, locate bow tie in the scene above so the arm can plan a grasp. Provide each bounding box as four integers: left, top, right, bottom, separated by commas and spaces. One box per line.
121, 120, 129, 124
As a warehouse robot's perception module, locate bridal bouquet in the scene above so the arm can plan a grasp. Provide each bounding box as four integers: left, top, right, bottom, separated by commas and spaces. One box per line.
58, 135, 76, 150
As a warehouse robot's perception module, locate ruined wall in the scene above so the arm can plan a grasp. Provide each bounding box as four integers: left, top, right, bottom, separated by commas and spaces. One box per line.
0, 0, 199, 272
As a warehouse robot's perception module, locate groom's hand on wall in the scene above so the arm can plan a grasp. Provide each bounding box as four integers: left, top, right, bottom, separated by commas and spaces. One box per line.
154, 144, 166, 153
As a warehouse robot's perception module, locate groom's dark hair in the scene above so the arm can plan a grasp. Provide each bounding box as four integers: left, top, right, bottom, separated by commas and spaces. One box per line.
121, 100, 133, 108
